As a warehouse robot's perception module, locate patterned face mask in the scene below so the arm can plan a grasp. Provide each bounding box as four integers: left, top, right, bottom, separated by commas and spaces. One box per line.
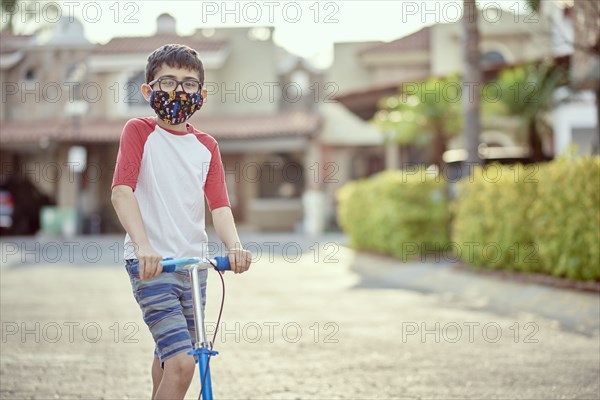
149, 90, 203, 125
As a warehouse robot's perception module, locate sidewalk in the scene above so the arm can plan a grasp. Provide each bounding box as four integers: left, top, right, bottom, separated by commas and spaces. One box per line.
1, 234, 599, 399
350, 251, 600, 336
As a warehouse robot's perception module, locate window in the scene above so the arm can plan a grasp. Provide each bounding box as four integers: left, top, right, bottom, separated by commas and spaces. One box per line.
65, 62, 87, 82
290, 70, 309, 92
126, 71, 146, 107
25, 69, 36, 81
481, 51, 505, 67
258, 155, 304, 199
248, 27, 271, 41
23, 68, 38, 90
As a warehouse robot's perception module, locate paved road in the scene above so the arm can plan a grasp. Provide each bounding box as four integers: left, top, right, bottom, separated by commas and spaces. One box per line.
1, 236, 599, 399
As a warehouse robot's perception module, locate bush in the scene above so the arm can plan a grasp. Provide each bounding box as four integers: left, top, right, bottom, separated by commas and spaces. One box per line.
453, 156, 600, 281
336, 169, 449, 259
528, 156, 600, 280
452, 163, 542, 272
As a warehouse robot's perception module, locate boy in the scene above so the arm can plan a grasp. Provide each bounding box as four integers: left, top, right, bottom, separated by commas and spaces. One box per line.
111, 44, 251, 400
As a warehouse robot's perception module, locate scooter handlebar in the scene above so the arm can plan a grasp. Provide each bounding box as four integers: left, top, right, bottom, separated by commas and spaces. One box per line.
160, 256, 231, 272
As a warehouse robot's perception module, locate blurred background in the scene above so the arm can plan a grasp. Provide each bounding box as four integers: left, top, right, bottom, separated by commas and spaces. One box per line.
0, 0, 597, 238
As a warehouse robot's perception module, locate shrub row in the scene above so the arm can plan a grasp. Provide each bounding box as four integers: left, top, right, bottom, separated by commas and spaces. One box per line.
451, 163, 541, 273
336, 169, 449, 259
453, 156, 600, 280
336, 156, 600, 281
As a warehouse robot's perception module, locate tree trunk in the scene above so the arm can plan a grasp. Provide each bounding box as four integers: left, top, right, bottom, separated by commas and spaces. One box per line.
432, 130, 447, 167
528, 118, 545, 161
597, 84, 600, 154
462, 0, 482, 173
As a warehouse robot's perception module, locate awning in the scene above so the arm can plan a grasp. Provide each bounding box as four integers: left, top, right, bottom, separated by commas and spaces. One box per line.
0, 111, 322, 145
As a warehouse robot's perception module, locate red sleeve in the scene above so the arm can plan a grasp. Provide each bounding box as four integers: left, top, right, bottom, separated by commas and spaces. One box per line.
204, 141, 231, 211
111, 119, 149, 191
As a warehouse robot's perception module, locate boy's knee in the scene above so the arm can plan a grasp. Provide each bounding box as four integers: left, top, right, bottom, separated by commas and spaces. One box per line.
164, 354, 195, 380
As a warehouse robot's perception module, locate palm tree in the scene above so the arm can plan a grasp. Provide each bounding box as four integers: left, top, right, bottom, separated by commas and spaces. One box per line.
525, 0, 541, 13
517, 0, 597, 156
462, 0, 482, 171
485, 62, 569, 161
570, 0, 600, 151
373, 76, 463, 167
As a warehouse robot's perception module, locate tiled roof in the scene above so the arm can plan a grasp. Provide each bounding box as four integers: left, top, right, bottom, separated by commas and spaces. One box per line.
359, 27, 431, 55
334, 54, 572, 121
0, 33, 33, 54
188, 112, 321, 139
94, 34, 227, 55
0, 112, 321, 144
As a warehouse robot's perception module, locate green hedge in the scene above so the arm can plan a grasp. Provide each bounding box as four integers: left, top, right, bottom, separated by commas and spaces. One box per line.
453, 156, 600, 281
451, 163, 542, 272
337, 156, 599, 281
529, 156, 600, 280
336, 169, 449, 259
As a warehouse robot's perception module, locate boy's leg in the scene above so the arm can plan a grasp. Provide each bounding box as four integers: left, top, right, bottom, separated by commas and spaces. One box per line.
154, 352, 195, 400
125, 263, 198, 399
151, 356, 163, 399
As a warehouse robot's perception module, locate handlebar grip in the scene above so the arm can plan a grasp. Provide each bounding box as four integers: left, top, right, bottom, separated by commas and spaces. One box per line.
161, 257, 176, 272
214, 256, 231, 271
161, 264, 176, 272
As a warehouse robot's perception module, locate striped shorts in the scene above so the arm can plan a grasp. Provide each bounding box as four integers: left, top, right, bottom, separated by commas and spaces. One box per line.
125, 259, 207, 365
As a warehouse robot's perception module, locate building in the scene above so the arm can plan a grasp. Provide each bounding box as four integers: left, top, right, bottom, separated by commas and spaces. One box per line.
552, 0, 599, 156
1, 19, 96, 235
3, 4, 594, 236
330, 3, 597, 169
1, 15, 324, 235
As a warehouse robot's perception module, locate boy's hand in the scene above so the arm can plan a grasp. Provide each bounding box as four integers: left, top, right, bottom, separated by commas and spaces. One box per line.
227, 249, 252, 274
135, 243, 163, 281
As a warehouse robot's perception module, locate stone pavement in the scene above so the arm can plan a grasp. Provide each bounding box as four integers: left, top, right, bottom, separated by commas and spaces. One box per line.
1, 235, 599, 399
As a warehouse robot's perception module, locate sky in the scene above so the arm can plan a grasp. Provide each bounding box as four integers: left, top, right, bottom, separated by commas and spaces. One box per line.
7, 0, 534, 68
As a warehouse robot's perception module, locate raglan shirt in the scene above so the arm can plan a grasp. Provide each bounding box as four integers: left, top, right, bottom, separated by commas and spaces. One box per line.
111, 117, 230, 260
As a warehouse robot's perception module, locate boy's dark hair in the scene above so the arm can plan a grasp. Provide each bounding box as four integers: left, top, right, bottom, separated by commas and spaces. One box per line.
146, 44, 205, 84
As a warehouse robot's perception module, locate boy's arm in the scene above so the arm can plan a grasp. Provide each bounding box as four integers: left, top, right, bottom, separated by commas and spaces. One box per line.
111, 185, 162, 280
211, 206, 251, 274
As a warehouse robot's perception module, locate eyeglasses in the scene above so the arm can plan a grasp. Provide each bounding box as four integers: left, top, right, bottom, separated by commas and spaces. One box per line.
149, 77, 202, 93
